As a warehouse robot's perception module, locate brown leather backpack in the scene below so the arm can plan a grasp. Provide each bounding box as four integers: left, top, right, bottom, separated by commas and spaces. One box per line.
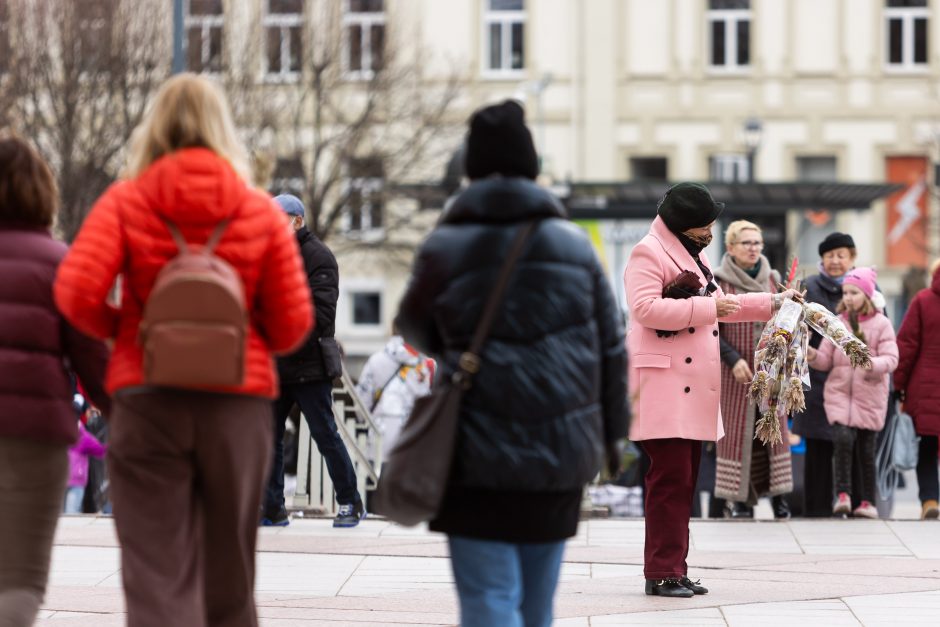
139, 217, 247, 388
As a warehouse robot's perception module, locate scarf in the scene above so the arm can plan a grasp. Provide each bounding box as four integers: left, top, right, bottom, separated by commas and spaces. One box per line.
714, 253, 772, 294
818, 262, 847, 285
677, 233, 717, 294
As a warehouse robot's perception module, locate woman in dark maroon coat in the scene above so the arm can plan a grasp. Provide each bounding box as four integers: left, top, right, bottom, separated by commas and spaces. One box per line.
0, 135, 110, 625
894, 261, 940, 520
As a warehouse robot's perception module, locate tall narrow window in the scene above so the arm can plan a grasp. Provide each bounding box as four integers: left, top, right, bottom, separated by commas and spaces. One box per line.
0, 0, 10, 74
484, 0, 525, 75
709, 154, 750, 182
264, 0, 303, 79
74, 0, 114, 73
185, 0, 224, 73
885, 0, 928, 69
344, 157, 384, 235
708, 0, 750, 71
343, 0, 385, 79
270, 157, 305, 198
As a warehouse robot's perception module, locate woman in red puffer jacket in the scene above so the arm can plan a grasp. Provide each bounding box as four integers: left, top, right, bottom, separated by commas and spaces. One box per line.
895, 260, 940, 520
54, 74, 312, 627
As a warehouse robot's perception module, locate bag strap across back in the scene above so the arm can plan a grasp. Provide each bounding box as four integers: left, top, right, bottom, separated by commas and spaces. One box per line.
453, 220, 538, 388
161, 216, 231, 256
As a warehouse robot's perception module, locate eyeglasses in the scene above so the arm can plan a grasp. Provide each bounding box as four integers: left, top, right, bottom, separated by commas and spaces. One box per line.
736, 240, 764, 249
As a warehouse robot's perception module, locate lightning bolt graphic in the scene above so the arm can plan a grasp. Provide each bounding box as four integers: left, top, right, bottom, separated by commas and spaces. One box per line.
888, 177, 926, 244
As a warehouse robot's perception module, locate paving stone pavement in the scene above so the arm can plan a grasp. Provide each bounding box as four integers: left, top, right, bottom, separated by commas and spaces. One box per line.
35, 511, 940, 626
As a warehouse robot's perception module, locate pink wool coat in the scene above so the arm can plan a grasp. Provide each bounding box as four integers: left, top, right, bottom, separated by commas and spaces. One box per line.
625, 217, 773, 442
812, 312, 898, 431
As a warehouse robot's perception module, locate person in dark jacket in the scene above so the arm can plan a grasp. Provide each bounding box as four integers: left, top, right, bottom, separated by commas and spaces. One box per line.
792, 232, 857, 517
396, 100, 629, 627
894, 259, 940, 520
261, 194, 364, 528
0, 135, 111, 626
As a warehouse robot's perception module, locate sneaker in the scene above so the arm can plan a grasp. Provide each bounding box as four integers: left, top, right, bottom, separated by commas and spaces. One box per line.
260, 508, 290, 527
922, 500, 940, 520
333, 500, 366, 528
833, 492, 851, 516
853, 501, 878, 519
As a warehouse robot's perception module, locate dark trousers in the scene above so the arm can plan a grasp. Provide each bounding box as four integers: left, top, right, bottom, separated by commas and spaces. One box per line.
832, 424, 877, 504
264, 380, 360, 514
0, 438, 69, 627
917, 435, 940, 503
109, 389, 273, 627
802, 437, 834, 517
640, 438, 700, 579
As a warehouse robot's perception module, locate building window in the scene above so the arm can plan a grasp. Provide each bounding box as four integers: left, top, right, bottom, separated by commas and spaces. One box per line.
73, 0, 113, 73
343, 0, 385, 79
708, 0, 750, 71
885, 0, 928, 69
351, 291, 382, 326
185, 0, 224, 73
264, 0, 303, 79
0, 0, 10, 74
270, 157, 305, 198
484, 0, 525, 75
344, 157, 384, 235
630, 157, 668, 181
709, 153, 750, 182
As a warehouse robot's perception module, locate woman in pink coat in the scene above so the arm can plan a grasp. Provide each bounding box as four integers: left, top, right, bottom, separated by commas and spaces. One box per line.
807, 267, 898, 518
624, 183, 798, 598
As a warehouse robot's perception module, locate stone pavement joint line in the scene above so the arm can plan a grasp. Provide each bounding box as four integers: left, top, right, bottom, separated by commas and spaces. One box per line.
38, 516, 940, 625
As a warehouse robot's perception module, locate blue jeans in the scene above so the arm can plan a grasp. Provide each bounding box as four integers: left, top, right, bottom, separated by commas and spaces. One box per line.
448, 535, 565, 627
64, 486, 84, 513
264, 381, 360, 514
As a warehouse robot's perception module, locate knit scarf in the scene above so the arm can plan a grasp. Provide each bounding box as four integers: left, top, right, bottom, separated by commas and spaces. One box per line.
714, 253, 772, 294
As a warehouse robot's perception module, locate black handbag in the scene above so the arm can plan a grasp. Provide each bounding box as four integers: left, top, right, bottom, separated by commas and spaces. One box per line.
372, 221, 538, 526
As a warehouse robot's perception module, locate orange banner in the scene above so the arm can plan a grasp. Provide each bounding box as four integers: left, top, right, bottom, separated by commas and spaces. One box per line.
886, 156, 928, 268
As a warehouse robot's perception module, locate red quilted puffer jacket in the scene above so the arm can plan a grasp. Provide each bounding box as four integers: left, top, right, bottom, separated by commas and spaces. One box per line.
54, 148, 313, 398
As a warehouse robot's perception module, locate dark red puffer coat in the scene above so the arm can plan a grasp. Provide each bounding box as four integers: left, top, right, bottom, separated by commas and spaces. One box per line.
54, 148, 313, 398
895, 268, 940, 436
0, 226, 110, 444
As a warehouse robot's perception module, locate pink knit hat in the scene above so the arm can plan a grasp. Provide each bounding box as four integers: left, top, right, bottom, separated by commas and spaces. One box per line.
843, 267, 877, 299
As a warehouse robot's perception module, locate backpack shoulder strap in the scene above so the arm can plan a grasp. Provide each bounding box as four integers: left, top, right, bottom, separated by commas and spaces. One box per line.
204, 219, 231, 254
161, 216, 231, 255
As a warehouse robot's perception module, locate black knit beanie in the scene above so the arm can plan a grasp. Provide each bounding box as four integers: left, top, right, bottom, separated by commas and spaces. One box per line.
818, 232, 856, 256
657, 182, 724, 233
464, 100, 539, 181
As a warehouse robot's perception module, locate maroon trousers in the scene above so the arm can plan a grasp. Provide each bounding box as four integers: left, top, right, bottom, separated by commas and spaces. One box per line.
109, 388, 273, 627
640, 438, 701, 579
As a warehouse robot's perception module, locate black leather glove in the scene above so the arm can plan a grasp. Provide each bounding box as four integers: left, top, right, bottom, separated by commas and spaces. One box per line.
605, 439, 624, 479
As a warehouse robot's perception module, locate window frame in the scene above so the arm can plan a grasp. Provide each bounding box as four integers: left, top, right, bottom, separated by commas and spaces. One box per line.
706, 2, 751, 74
342, 158, 385, 240
482, 0, 526, 79
262, 0, 304, 82
342, 0, 386, 81
884, 2, 929, 72
184, 0, 225, 75
709, 153, 750, 183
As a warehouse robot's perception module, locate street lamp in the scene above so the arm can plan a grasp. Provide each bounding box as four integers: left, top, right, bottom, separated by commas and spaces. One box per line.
743, 117, 763, 183
514, 73, 554, 175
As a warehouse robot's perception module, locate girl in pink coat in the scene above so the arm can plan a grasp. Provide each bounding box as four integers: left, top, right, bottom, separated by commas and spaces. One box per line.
808, 267, 898, 518
624, 183, 799, 599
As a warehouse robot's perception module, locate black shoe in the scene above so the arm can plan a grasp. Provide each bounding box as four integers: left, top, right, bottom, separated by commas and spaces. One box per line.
772, 495, 791, 520
680, 576, 708, 595
260, 507, 290, 527
725, 501, 754, 519
333, 500, 366, 528
645, 578, 695, 598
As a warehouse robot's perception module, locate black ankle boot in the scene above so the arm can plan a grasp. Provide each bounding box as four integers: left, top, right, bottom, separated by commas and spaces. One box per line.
725, 501, 754, 519
680, 576, 708, 594
645, 578, 695, 598
772, 495, 791, 520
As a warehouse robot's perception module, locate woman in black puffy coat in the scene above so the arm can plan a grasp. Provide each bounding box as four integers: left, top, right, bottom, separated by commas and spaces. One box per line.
396, 101, 629, 627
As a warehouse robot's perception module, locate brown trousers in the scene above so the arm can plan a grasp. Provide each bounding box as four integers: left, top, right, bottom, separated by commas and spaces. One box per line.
109, 389, 273, 627
0, 437, 69, 627
640, 438, 701, 580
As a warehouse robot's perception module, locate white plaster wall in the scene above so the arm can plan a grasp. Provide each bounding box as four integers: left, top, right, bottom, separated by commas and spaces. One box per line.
654, 122, 721, 179
582, 0, 618, 179
843, 0, 876, 74
793, 0, 838, 74
626, 0, 669, 76
757, 0, 787, 74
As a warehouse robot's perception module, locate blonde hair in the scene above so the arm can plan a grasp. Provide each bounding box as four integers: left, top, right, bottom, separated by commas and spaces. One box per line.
724, 220, 762, 250
123, 73, 250, 181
